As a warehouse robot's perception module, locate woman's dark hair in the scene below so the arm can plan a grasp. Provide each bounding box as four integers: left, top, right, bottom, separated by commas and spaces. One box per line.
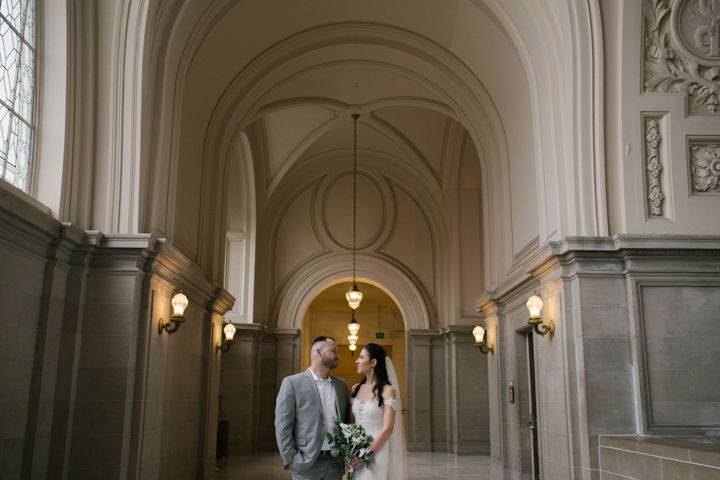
351, 343, 392, 407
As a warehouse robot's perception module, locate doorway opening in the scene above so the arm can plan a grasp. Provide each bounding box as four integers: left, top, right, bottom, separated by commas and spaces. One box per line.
517, 328, 540, 479
300, 282, 406, 408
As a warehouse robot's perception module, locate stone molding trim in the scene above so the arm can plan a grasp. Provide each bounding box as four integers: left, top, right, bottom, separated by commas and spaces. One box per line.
643, 0, 720, 114
644, 117, 666, 216
478, 235, 720, 312
0, 183, 235, 316
689, 138, 720, 194
274, 253, 432, 331
313, 167, 395, 252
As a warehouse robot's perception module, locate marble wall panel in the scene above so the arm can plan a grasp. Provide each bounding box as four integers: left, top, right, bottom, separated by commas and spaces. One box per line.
599, 436, 720, 480
639, 284, 720, 429
221, 333, 260, 453
0, 235, 58, 479
407, 332, 432, 451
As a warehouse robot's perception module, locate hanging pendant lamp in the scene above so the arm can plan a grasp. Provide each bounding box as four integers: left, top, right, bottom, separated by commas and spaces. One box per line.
346, 113, 363, 310
347, 309, 360, 354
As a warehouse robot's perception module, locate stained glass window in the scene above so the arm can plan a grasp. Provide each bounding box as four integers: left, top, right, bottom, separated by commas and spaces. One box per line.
0, 0, 35, 192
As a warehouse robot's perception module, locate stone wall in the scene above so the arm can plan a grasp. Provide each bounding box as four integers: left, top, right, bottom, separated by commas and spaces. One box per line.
406, 327, 490, 455
482, 236, 720, 480
0, 184, 233, 479
599, 436, 720, 480
219, 326, 300, 454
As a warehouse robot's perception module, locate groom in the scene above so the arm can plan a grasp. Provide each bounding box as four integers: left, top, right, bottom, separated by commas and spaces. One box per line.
275, 336, 350, 480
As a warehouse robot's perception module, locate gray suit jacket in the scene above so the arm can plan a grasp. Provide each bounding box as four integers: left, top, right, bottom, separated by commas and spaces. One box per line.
274, 369, 349, 473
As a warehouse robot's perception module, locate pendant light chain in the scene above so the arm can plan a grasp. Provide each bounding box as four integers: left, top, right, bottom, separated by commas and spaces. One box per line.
352, 113, 359, 285
346, 114, 363, 311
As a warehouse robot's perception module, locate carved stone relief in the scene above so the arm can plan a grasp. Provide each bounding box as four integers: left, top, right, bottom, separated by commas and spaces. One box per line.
644, 0, 720, 114
645, 118, 666, 216
689, 139, 720, 193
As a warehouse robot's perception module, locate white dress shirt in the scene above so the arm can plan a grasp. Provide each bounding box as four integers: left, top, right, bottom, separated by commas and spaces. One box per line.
309, 367, 338, 451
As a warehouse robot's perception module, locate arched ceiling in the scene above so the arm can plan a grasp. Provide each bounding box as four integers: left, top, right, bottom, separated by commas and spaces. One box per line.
252, 103, 463, 202
159, 0, 533, 205
144, 0, 600, 284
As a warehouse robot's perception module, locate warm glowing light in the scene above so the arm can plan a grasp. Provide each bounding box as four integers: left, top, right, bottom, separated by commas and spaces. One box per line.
348, 321, 360, 336
171, 292, 189, 317
346, 285, 363, 310
347, 333, 358, 343
527, 294, 543, 319
472, 325, 485, 344
348, 343, 357, 352
223, 322, 236, 341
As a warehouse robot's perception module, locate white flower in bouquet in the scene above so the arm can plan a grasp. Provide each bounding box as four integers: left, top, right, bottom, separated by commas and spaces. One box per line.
327, 419, 375, 479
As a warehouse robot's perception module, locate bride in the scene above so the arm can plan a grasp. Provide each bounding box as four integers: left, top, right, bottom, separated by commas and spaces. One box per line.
349, 343, 406, 480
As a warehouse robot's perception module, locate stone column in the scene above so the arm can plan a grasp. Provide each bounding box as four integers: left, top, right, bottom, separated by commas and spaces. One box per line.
406, 329, 439, 451
219, 324, 264, 453
444, 325, 490, 454
218, 326, 300, 453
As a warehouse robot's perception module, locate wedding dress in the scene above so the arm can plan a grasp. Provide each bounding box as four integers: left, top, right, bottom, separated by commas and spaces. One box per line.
351, 358, 406, 480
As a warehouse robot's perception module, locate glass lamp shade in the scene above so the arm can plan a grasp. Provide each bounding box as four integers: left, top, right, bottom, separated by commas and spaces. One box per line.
348, 320, 360, 336
223, 322, 236, 341
526, 294, 543, 319
472, 325, 485, 344
346, 285, 363, 310
171, 292, 189, 317
348, 343, 357, 352
347, 334, 359, 343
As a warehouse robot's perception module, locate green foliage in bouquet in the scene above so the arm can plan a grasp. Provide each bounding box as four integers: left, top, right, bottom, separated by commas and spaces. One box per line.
326, 419, 375, 479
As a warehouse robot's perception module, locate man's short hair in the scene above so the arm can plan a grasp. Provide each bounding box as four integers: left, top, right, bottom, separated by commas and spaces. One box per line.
311, 336, 336, 350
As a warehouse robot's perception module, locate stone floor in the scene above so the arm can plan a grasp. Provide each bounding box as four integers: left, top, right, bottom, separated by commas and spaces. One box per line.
213, 452, 490, 479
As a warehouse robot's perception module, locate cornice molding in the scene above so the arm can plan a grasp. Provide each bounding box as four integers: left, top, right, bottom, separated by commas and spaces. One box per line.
478, 234, 720, 314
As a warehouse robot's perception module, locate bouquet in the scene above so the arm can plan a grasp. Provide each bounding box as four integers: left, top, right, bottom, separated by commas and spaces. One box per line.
326, 419, 374, 479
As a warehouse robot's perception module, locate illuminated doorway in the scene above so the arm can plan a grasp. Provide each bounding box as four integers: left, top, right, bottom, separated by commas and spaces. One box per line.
301, 282, 406, 407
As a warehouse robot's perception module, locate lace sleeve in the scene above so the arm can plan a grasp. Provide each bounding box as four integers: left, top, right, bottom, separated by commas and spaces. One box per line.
383, 397, 397, 411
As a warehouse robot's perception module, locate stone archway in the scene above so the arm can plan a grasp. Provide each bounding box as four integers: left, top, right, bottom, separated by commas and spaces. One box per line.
274, 253, 432, 331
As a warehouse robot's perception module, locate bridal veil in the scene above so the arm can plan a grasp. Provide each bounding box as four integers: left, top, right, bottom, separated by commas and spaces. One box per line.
385, 357, 407, 480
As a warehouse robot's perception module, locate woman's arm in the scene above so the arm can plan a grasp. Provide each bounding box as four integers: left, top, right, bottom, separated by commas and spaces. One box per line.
369, 386, 397, 454
348, 383, 358, 423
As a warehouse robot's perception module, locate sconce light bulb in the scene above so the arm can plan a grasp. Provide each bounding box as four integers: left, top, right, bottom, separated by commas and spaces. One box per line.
223, 322, 236, 341
348, 343, 357, 352
347, 334, 359, 343
171, 292, 189, 317
472, 325, 485, 344
526, 294, 543, 319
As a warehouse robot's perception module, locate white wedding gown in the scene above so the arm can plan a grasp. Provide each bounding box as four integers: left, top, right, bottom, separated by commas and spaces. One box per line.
351, 395, 405, 480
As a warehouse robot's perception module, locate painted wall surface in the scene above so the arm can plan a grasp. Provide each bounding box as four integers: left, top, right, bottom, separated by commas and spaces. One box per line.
604, 0, 720, 236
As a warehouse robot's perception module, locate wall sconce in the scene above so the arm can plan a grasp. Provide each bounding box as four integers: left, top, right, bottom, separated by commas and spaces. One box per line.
472, 325, 494, 355
527, 294, 554, 337
158, 292, 189, 334
217, 322, 237, 352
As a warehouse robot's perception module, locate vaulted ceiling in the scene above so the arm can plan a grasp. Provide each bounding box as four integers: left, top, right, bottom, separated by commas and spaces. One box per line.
250, 104, 467, 205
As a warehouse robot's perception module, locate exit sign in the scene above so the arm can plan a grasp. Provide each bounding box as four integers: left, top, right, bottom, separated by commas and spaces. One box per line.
375, 332, 385, 339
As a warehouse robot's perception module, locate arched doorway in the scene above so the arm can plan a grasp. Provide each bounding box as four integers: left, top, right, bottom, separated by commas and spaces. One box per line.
301, 282, 407, 412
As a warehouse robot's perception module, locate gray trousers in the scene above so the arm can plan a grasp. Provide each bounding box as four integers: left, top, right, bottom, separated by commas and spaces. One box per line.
292, 453, 344, 480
